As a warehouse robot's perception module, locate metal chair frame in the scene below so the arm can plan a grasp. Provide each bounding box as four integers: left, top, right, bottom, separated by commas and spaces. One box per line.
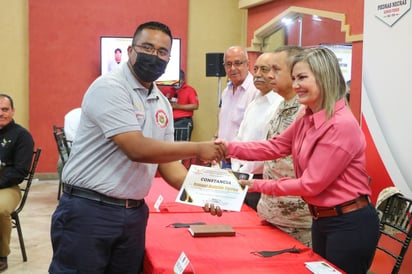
375, 193, 412, 274
174, 124, 191, 142
174, 125, 193, 169
11, 148, 42, 262
53, 125, 71, 200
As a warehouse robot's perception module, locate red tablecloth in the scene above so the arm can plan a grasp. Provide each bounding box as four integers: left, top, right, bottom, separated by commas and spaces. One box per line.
143, 178, 334, 273
143, 212, 323, 274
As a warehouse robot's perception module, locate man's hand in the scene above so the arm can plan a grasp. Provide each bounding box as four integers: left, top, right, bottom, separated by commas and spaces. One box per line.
203, 203, 223, 217
197, 141, 227, 163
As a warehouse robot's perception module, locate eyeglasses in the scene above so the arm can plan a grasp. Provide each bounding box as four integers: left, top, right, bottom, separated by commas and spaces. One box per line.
133, 44, 170, 58
223, 60, 247, 68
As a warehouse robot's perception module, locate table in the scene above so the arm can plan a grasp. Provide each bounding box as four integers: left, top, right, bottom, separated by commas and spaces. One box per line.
143, 178, 338, 274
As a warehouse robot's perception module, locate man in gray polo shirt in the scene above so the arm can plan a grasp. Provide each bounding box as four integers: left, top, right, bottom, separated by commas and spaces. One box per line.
49, 21, 225, 274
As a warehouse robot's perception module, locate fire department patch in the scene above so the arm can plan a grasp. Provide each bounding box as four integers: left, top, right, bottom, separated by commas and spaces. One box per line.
155, 109, 169, 128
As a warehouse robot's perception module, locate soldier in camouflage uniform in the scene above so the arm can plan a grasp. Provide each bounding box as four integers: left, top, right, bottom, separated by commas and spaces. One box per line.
256, 46, 312, 246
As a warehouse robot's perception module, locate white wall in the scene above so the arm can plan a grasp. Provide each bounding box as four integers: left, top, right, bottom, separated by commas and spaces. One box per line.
362, 0, 412, 196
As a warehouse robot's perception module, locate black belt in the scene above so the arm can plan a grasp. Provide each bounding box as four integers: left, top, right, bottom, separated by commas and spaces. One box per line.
63, 183, 144, 208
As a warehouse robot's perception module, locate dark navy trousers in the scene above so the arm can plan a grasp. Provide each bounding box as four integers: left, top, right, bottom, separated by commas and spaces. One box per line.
312, 204, 380, 274
49, 193, 149, 274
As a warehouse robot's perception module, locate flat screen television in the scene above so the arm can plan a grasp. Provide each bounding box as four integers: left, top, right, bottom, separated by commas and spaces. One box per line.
100, 36, 181, 85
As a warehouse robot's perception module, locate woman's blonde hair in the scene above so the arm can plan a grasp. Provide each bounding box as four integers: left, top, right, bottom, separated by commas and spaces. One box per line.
291, 47, 347, 119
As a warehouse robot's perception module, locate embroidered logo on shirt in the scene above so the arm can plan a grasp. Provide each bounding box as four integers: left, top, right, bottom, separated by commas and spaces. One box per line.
134, 101, 144, 112
155, 110, 169, 128
1, 138, 11, 147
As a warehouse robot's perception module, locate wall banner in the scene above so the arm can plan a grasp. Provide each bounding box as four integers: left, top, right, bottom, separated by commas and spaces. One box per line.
363, 0, 412, 196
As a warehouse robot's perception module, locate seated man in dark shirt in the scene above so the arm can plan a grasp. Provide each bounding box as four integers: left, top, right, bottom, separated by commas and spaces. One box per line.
0, 94, 34, 272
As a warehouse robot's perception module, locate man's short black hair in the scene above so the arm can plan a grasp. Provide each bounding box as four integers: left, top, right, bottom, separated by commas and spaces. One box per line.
0, 94, 14, 109
132, 21, 172, 45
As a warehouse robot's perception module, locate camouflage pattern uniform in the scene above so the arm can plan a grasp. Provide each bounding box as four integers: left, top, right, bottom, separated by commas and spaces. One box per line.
257, 96, 313, 246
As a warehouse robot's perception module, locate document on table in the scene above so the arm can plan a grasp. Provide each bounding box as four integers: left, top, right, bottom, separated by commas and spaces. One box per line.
305, 261, 342, 274
175, 165, 252, 211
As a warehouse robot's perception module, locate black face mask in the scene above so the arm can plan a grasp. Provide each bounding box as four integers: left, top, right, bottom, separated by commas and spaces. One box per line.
132, 52, 168, 82
173, 82, 182, 90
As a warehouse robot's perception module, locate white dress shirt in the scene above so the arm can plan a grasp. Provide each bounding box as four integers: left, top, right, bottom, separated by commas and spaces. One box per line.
231, 91, 283, 174
64, 107, 81, 142
218, 72, 259, 142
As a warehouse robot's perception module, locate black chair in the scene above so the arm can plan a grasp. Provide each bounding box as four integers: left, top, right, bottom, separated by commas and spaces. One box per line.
375, 192, 412, 274
11, 148, 42, 262
53, 125, 71, 200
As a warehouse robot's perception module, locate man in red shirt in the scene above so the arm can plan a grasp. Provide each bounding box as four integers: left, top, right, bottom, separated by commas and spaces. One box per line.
162, 70, 199, 141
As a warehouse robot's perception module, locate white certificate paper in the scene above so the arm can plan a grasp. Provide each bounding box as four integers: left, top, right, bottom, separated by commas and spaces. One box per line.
175, 165, 252, 211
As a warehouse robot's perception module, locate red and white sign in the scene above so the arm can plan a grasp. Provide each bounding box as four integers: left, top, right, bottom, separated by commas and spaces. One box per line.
375, 0, 410, 26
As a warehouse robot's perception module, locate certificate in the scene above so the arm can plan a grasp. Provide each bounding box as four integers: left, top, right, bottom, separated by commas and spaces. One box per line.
176, 165, 252, 211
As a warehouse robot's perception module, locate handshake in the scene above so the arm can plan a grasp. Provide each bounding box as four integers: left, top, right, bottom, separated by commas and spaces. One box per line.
196, 138, 228, 164
191, 139, 257, 217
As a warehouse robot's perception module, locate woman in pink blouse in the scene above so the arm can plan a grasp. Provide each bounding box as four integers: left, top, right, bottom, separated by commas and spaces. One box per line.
224, 47, 379, 274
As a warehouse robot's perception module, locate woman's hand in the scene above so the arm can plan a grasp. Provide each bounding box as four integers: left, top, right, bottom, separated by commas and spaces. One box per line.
197, 141, 227, 163
239, 179, 255, 192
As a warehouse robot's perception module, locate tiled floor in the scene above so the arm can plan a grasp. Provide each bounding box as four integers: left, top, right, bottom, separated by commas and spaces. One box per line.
7, 180, 58, 274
